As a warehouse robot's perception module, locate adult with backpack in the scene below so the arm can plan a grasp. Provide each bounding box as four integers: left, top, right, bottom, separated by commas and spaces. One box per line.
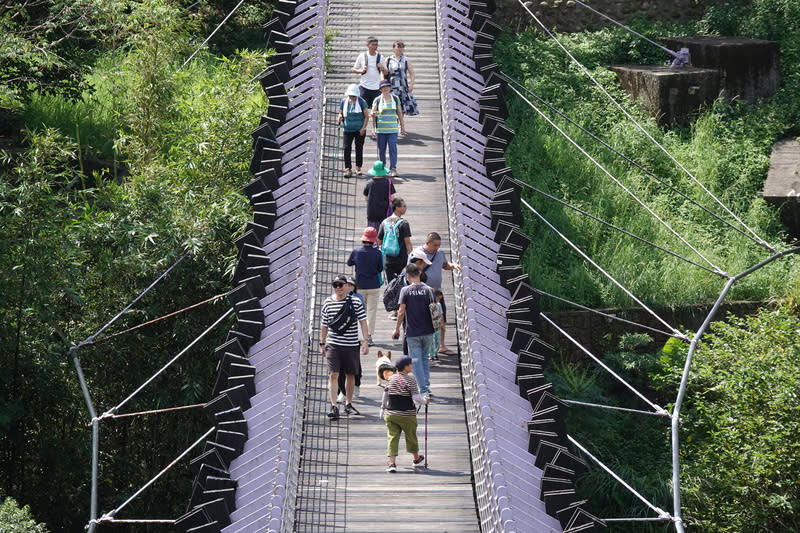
338, 84, 369, 178
352, 36, 388, 108
387, 40, 419, 117
409, 232, 462, 356
377, 197, 413, 286
319, 275, 369, 420
391, 264, 436, 398
363, 160, 396, 232
370, 80, 405, 177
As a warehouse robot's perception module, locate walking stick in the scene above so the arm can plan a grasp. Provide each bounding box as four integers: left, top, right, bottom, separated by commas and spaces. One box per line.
424, 403, 428, 469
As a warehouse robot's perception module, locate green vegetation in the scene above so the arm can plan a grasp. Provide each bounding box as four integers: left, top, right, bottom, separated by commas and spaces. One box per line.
0, 496, 48, 533
2, 0, 799, 531
495, 1, 800, 310
505, 1, 800, 530
553, 306, 800, 532
1, 0, 270, 530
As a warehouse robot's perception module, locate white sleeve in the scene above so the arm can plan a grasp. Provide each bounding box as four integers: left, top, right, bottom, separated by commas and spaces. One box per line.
353, 52, 364, 70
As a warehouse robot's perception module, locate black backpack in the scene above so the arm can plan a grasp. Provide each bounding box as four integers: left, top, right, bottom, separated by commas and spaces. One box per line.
328, 295, 357, 335
382, 274, 408, 312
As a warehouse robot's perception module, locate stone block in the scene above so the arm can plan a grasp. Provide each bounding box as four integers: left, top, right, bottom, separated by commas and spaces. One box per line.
609, 64, 719, 125
661, 36, 780, 104
763, 137, 800, 239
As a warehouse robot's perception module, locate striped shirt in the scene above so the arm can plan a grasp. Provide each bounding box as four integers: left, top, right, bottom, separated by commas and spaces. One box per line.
372, 95, 401, 134
382, 372, 423, 417
321, 295, 367, 346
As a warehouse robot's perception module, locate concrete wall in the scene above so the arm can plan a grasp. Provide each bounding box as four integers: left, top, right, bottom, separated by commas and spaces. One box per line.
495, 0, 711, 33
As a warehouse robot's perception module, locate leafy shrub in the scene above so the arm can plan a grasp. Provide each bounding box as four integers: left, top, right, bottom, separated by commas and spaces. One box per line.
0, 497, 48, 533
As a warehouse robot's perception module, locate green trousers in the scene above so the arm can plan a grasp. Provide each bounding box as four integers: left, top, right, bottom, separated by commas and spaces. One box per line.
385, 413, 419, 456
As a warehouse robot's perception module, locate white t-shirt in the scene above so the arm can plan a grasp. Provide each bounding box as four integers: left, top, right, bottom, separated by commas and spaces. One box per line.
353, 52, 384, 90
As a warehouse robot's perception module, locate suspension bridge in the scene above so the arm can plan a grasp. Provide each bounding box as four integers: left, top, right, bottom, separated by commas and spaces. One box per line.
69, 0, 800, 532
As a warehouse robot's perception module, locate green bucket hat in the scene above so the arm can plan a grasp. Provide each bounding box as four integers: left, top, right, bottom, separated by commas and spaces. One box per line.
368, 160, 389, 176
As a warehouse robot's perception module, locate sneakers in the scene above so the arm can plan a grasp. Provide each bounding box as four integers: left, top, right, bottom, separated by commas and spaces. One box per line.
345, 403, 360, 415
413, 455, 425, 467
336, 392, 346, 404
389, 168, 399, 177
355, 167, 362, 176
386, 463, 397, 473
327, 405, 340, 420
353, 386, 360, 398
344, 169, 352, 178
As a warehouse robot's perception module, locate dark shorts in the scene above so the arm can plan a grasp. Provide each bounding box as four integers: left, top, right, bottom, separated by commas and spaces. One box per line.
325, 343, 360, 375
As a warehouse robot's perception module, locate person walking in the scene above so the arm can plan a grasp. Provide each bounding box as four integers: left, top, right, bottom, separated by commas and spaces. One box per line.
391, 264, 435, 397
387, 40, 419, 117
377, 197, 413, 285
336, 276, 365, 403
370, 80, 404, 177
363, 161, 396, 233
352, 36, 387, 107
410, 232, 461, 355
338, 84, 369, 178
381, 355, 429, 472
320, 275, 369, 420
347, 227, 383, 346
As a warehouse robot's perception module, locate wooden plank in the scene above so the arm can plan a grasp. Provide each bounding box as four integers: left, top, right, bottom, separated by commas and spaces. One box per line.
311, 0, 481, 530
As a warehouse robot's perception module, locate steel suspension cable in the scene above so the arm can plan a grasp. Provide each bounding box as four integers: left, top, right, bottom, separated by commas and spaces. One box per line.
541, 313, 668, 414
500, 72, 765, 248
84, 292, 229, 347
567, 435, 672, 522
95, 426, 215, 525
524, 194, 693, 339
179, 0, 249, 71
102, 308, 233, 418
516, 0, 775, 252
508, 82, 725, 276
570, 0, 682, 61
74, 248, 191, 350
536, 289, 677, 338
517, 176, 724, 276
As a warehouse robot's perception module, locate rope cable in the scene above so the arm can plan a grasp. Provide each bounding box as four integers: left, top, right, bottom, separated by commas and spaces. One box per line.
73, 249, 191, 351
516, 0, 774, 252
499, 72, 766, 248
541, 313, 669, 414
103, 308, 234, 418
523, 197, 684, 338
508, 82, 725, 276
82, 292, 229, 347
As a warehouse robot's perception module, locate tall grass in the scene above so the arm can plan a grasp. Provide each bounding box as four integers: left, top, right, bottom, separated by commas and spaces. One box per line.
496, 12, 800, 310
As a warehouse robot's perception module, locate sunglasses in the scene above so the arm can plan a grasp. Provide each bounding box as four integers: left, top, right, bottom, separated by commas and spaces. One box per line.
332, 282, 345, 288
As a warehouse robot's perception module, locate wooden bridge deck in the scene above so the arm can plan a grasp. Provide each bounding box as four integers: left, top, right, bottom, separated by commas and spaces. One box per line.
297, 0, 482, 530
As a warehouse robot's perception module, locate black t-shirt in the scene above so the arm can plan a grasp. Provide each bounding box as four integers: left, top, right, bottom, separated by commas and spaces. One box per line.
377, 215, 411, 267
363, 177, 396, 223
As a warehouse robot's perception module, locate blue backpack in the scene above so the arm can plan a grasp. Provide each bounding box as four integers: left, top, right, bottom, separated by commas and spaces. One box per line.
382, 218, 404, 257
